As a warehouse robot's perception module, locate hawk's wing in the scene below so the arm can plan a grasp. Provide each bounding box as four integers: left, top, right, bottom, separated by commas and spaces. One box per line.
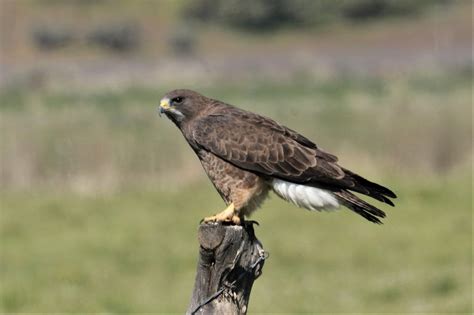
191, 108, 396, 205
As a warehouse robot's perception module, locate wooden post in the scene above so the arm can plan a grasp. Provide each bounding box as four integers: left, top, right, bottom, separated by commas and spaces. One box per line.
186, 222, 267, 315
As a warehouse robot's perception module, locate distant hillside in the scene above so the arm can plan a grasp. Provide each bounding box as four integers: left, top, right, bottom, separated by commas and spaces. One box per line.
0, 0, 471, 89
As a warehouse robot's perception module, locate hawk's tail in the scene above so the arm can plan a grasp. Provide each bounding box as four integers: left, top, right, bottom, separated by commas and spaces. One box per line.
342, 168, 397, 206
334, 190, 386, 224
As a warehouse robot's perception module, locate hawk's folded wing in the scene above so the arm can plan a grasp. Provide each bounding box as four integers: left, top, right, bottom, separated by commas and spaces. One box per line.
191, 110, 395, 205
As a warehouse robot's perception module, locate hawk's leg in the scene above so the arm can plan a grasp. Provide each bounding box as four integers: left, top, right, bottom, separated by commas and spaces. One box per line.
202, 203, 241, 225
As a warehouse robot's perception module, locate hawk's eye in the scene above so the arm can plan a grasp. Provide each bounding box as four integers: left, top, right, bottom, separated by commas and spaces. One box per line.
172, 97, 184, 104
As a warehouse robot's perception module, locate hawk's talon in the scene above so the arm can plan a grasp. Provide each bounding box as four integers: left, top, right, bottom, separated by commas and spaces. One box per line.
201, 203, 242, 225
201, 216, 219, 224
231, 215, 241, 225
245, 220, 259, 226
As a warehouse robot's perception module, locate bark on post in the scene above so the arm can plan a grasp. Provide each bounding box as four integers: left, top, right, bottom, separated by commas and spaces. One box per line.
186, 222, 266, 315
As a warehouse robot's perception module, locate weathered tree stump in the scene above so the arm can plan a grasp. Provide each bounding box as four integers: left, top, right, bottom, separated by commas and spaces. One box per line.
186, 222, 267, 315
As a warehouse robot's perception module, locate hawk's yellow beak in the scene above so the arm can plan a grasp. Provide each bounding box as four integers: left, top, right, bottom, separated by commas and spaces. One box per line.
159, 98, 170, 116
160, 98, 170, 111
158, 97, 184, 119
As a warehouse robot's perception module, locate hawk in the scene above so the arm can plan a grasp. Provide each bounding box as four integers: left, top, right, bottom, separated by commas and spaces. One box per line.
159, 89, 396, 224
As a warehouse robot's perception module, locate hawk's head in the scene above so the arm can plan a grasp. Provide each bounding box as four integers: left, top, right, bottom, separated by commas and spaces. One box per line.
159, 89, 207, 125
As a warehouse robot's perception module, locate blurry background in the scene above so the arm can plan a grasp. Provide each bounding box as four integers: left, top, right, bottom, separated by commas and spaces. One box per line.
0, 0, 471, 313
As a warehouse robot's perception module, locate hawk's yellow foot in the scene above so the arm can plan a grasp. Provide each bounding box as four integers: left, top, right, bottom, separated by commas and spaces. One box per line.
202, 203, 241, 225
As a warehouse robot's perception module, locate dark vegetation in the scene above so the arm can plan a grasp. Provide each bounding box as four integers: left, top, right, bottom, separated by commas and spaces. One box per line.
32, 21, 140, 53
184, 0, 448, 31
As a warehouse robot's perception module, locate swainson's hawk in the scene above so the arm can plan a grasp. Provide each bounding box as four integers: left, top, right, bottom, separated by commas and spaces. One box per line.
159, 89, 396, 224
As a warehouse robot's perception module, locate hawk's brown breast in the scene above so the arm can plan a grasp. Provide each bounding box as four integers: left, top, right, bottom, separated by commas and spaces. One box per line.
197, 150, 270, 217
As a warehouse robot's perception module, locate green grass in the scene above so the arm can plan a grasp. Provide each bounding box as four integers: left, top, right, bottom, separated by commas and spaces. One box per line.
1, 70, 471, 192
0, 174, 471, 313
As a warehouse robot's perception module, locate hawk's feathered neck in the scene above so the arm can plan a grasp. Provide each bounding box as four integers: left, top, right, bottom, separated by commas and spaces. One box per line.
165, 111, 183, 127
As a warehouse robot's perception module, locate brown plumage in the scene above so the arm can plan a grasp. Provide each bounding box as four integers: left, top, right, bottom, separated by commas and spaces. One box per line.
159, 89, 396, 224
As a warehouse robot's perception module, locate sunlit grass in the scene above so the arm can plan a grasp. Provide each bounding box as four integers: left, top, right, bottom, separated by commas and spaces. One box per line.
1, 70, 471, 193
0, 174, 471, 313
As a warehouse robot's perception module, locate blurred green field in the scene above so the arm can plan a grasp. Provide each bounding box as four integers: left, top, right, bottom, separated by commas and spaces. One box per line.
0, 70, 472, 313
1, 70, 471, 192
0, 175, 471, 313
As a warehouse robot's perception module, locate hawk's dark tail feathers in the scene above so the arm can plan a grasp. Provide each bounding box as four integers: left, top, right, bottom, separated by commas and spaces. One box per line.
342, 168, 397, 207
334, 190, 386, 224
